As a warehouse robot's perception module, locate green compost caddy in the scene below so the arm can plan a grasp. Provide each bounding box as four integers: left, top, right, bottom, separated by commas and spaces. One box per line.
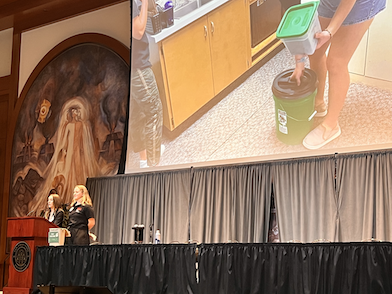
276, 1, 321, 55
272, 68, 318, 145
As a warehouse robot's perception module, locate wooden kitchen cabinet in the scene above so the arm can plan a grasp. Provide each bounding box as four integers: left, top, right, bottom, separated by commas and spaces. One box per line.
208, 0, 250, 94
159, 0, 251, 130
160, 16, 215, 129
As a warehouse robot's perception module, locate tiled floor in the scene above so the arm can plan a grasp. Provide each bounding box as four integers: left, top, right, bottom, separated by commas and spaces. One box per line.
126, 48, 392, 171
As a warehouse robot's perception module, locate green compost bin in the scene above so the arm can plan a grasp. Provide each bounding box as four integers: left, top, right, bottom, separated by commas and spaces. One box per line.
272, 68, 318, 145
276, 1, 319, 39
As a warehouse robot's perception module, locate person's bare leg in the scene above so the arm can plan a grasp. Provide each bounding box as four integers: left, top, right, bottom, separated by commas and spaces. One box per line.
323, 18, 373, 129
139, 149, 148, 168
309, 17, 331, 107
140, 150, 147, 161
303, 18, 374, 149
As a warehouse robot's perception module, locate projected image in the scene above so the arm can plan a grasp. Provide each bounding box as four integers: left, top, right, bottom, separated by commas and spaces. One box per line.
127, 0, 392, 171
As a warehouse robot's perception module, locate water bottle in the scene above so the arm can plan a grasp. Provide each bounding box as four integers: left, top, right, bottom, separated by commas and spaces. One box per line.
155, 230, 161, 244
164, 0, 173, 9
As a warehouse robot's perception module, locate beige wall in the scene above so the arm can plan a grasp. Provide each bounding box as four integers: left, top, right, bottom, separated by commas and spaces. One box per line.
19, 1, 130, 96
0, 28, 13, 78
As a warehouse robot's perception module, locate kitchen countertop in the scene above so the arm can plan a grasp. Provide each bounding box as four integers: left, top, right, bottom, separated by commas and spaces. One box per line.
149, 0, 230, 43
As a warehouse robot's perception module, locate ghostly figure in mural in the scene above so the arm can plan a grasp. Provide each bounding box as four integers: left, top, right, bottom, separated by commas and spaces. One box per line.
28, 97, 101, 214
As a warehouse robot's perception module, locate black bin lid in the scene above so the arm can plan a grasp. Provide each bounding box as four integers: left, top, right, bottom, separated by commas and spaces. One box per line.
272, 68, 318, 100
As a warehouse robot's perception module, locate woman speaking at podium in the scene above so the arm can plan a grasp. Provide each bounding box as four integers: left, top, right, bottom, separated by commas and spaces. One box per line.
44, 192, 65, 227
66, 185, 95, 245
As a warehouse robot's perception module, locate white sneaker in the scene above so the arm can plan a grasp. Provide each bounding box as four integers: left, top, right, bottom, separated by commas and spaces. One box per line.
303, 123, 341, 150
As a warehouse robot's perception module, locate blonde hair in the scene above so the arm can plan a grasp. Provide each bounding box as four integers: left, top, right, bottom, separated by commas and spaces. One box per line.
70, 185, 93, 206
44, 194, 63, 219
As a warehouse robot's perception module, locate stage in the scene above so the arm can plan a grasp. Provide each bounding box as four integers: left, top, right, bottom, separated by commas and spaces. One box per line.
34, 242, 392, 294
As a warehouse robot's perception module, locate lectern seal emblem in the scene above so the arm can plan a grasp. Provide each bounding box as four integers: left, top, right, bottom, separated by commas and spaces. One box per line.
12, 241, 31, 272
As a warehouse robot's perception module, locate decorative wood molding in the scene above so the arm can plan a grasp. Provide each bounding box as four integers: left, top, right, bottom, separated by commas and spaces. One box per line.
0, 0, 128, 32
0, 76, 10, 96
10, 32, 21, 109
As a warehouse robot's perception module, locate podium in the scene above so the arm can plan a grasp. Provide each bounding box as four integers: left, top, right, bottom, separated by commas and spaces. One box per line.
3, 217, 57, 294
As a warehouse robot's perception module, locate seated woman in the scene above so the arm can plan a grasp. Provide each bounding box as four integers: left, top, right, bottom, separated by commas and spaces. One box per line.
44, 193, 65, 227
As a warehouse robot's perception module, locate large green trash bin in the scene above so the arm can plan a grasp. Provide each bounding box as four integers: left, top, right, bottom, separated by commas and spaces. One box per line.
272, 68, 318, 145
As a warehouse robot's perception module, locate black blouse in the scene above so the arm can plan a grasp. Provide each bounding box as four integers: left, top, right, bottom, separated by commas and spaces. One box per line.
51, 209, 64, 227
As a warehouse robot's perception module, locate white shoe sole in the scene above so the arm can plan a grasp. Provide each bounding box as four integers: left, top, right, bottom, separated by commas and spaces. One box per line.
303, 126, 341, 150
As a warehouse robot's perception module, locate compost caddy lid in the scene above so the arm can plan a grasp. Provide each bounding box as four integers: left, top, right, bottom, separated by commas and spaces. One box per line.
276, 1, 319, 38
272, 68, 318, 100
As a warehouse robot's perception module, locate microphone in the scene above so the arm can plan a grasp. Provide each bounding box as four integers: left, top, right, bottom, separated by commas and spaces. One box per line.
149, 223, 154, 243
26, 210, 36, 216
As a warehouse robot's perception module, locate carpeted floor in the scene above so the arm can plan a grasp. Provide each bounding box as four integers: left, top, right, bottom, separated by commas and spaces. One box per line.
126, 48, 392, 171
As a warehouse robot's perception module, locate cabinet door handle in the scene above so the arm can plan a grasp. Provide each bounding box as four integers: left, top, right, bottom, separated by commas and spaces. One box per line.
204, 25, 208, 38
210, 21, 215, 34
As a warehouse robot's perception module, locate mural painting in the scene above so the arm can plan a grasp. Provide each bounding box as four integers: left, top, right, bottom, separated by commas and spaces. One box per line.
10, 43, 129, 217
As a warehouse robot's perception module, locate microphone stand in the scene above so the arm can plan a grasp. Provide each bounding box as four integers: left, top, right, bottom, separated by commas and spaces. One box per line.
149, 223, 153, 244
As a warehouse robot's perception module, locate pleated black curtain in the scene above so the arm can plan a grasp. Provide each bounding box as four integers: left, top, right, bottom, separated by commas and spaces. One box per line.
34, 244, 198, 294
336, 151, 392, 242
197, 242, 392, 294
272, 155, 337, 242
189, 163, 272, 243
34, 243, 392, 294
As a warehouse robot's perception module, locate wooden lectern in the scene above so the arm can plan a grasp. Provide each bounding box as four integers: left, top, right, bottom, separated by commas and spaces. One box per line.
3, 217, 57, 294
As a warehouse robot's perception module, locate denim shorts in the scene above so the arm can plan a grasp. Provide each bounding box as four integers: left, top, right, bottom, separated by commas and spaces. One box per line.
318, 0, 386, 25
